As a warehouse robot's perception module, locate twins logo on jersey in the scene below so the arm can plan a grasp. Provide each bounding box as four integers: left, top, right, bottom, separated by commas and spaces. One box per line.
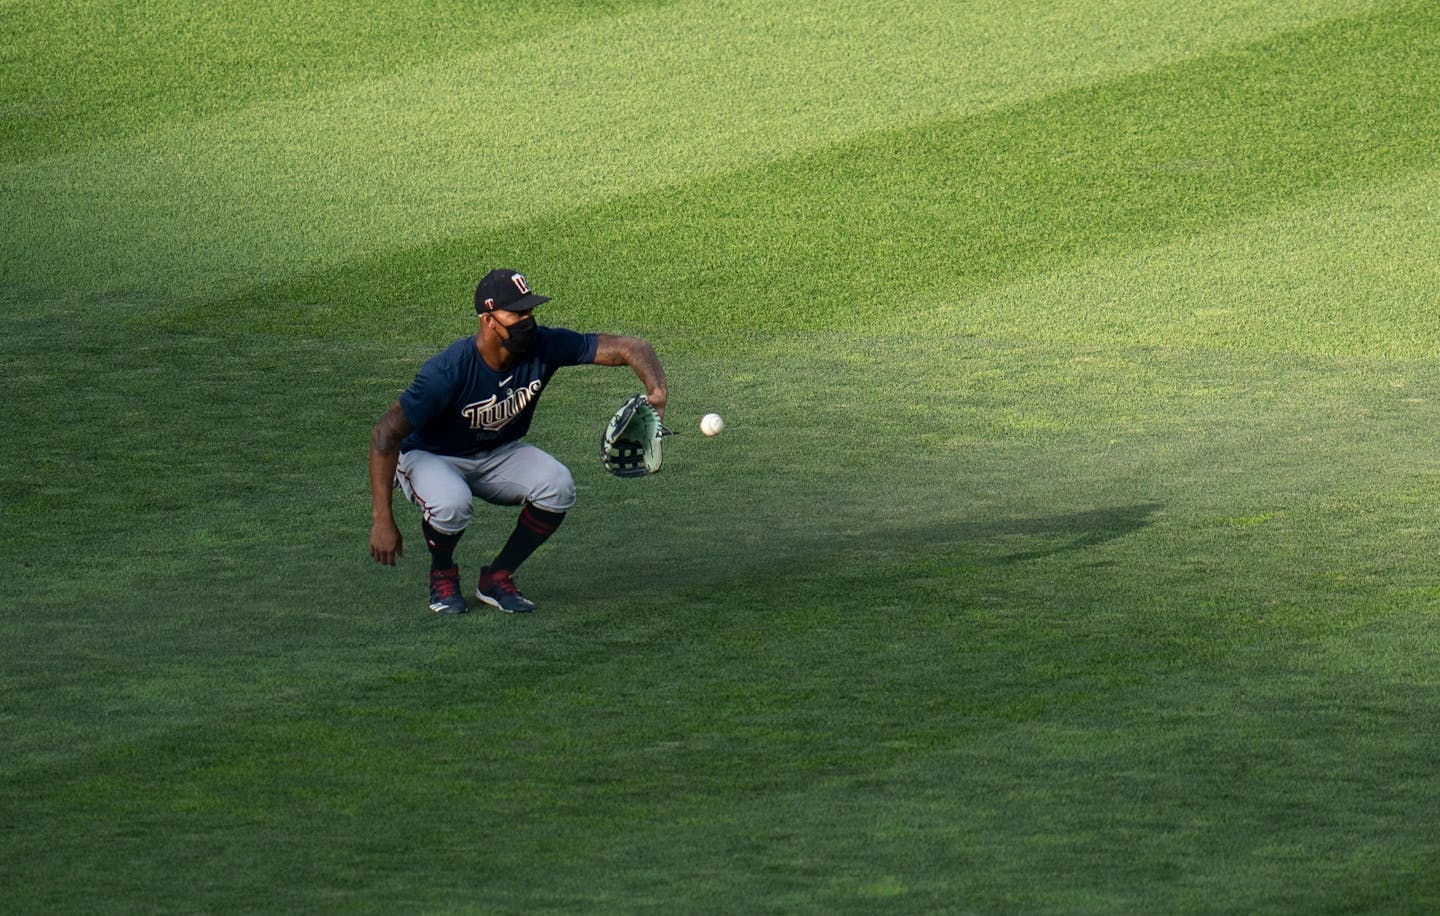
461, 380, 544, 432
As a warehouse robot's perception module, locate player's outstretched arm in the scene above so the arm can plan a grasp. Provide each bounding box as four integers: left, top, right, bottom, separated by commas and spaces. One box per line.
369, 400, 414, 565
594, 334, 668, 418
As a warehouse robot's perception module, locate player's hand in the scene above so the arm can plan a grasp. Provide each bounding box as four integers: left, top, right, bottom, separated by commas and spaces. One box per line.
370, 521, 404, 566
646, 388, 668, 419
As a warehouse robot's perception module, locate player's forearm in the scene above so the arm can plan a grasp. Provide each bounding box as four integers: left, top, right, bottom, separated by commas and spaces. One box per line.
594, 334, 668, 413
369, 435, 401, 524
623, 338, 668, 405
369, 401, 412, 524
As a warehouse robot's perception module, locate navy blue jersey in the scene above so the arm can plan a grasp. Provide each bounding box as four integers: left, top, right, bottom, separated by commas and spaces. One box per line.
399, 327, 598, 456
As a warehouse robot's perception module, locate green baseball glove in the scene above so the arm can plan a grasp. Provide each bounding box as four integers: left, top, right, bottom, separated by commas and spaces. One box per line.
601, 394, 671, 477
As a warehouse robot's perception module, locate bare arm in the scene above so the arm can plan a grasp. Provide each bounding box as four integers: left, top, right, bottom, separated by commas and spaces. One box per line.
594, 334, 668, 417
369, 400, 414, 565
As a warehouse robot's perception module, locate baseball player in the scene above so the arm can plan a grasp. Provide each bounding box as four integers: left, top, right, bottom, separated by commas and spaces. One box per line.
368, 268, 668, 614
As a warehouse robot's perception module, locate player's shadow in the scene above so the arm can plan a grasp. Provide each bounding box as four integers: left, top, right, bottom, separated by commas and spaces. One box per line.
952, 502, 1165, 565
704, 501, 1168, 605
553, 500, 1166, 598
748, 501, 1166, 581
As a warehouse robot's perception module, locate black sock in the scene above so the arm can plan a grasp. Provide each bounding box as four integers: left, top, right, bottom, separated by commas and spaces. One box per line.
422, 521, 464, 571
488, 505, 566, 575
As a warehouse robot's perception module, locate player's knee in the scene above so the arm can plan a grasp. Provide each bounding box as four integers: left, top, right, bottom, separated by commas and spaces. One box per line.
425, 495, 473, 532
530, 465, 575, 513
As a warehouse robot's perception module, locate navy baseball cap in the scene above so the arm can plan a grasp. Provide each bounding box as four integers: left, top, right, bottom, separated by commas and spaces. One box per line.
475, 268, 550, 313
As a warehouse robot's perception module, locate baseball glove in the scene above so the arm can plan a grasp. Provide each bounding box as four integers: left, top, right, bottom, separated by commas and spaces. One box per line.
601, 394, 671, 477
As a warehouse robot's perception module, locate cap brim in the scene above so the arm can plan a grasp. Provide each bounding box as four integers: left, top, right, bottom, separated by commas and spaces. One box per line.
496, 293, 549, 311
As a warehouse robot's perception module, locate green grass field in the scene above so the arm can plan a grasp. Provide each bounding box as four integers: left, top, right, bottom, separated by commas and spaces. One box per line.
4, 0, 1440, 910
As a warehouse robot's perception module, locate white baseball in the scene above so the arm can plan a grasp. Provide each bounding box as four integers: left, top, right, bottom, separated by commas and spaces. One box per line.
700, 412, 725, 436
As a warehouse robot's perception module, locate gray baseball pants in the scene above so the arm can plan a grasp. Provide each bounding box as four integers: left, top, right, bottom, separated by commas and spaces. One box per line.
395, 441, 576, 534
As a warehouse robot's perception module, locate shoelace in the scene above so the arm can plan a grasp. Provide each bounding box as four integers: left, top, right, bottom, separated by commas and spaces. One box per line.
431, 570, 459, 598
485, 572, 520, 595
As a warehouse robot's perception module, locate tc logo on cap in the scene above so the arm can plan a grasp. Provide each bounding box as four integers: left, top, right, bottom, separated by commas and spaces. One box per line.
475, 267, 552, 313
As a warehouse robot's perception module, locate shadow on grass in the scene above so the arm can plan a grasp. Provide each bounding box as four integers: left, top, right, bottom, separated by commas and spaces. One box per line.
606, 500, 1170, 609
973, 502, 1165, 565
777, 500, 1167, 570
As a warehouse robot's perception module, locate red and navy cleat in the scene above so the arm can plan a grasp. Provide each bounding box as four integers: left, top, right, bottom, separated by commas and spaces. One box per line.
428, 566, 468, 615
475, 566, 537, 614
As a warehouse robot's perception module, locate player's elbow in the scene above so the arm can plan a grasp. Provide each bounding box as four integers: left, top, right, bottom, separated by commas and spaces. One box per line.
596, 334, 649, 367
611, 335, 645, 360
623, 336, 659, 366
370, 423, 399, 456
371, 405, 410, 455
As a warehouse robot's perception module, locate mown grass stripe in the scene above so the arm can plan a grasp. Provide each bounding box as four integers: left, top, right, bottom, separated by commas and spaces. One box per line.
0, 0, 679, 161
215, 0, 1438, 349
2, 0, 1382, 305
936, 167, 1440, 359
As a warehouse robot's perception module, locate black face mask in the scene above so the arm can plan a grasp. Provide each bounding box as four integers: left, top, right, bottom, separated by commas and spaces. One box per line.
500, 314, 537, 356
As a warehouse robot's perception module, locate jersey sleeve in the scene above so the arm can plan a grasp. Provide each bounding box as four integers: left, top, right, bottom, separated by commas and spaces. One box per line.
541, 327, 599, 367
398, 355, 455, 430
